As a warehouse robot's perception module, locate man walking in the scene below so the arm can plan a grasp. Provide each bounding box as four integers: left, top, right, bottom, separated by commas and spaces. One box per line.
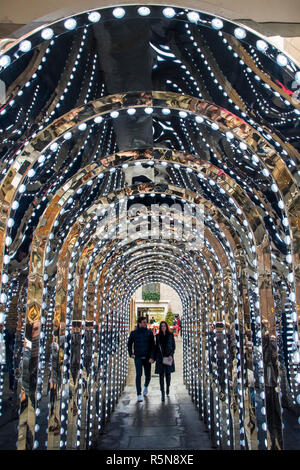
128, 316, 155, 402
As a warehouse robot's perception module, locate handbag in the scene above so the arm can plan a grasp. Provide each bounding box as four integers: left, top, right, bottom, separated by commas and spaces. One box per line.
159, 343, 173, 366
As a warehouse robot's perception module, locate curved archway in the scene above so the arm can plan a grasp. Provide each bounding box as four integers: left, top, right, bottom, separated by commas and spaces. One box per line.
0, 4, 299, 452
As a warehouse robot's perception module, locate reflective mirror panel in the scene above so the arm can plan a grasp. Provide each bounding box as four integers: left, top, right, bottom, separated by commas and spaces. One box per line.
0, 4, 299, 451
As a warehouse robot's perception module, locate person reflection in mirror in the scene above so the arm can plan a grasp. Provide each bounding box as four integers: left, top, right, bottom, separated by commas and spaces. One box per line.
18, 321, 40, 449
84, 323, 93, 378
21, 321, 40, 409
1, 321, 15, 400
70, 321, 81, 416
48, 325, 63, 435
154, 321, 175, 402
127, 316, 155, 402
245, 334, 256, 438
207, 324, 218, 448
82, 323, 93, 402
216, 322, 226, 402
30, 320, 40, 406
262, 322, 283, 450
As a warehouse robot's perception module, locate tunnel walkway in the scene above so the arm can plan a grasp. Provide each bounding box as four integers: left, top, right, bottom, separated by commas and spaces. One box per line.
97, 336, 212, 450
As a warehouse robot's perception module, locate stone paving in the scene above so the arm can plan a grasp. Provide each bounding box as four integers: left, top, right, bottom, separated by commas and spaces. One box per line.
97, 336, 213, 450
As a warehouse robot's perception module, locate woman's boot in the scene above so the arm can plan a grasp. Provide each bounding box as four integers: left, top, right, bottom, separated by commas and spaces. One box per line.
159, 373, 165, 401
166, 374, 171, 395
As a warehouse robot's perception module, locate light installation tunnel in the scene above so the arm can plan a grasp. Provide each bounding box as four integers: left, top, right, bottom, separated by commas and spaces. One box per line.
0, 4, 299, 450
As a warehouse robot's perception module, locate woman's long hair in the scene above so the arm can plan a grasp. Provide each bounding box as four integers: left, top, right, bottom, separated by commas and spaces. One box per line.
159, 321, 170, 339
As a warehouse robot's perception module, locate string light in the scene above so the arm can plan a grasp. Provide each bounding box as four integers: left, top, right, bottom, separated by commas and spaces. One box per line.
0, 4, 298, 453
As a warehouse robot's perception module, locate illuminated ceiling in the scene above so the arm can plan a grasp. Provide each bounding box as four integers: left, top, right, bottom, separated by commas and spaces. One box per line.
0, 4, 299, 451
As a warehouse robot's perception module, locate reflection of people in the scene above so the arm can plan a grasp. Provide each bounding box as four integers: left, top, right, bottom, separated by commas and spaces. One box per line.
48, 322, 65, 436
0, 320, 15, 399
215, 323, 226, 401
10, 315, 23, 419
21, 321, 40, 408
0, 320, 6, 366
207, 324, 217, 448
70, 321, 81, 415
127, 316, 155, 402
48, 327, 60, 435
83, 324, 93, 378
177, 317, 182, 336
17, 320, 41, 449
154, 321, 175, 401
262, 324, 283, 450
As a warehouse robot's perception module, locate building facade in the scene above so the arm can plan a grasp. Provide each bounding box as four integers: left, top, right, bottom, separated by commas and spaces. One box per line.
132, 283, 182, 323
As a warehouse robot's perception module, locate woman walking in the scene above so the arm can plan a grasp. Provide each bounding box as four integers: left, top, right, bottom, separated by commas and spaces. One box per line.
155, 321, 175, 401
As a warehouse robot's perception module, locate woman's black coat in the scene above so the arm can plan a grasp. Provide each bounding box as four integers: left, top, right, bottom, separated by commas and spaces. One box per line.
154, 332, 175, 374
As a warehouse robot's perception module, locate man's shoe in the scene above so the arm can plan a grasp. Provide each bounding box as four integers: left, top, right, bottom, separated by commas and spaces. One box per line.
166, 387, 170, 396
137, 395, 143, 402
161, 392, 165, 402
143, 386, 148, 396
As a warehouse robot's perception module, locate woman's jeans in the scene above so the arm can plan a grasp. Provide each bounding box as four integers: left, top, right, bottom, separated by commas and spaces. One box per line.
134, 357, 151, 395
159, 365, 171, 392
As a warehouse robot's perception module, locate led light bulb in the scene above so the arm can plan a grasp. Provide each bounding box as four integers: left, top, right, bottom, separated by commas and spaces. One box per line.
212, 18, 223, 30
113, 8, 125, 19
187, 11, 200, 23
138, 7, 150, 16
276, 54, 288, 67
7, 218, 14, 228
163, 7, 176, 18
50, 142, 58, 151
64, 18, 77, 30
256, 40, 268, 52
88, 11, 101, 23
262, 168, 269, 177
19, 40, 32, 52
179, 111, 188, 118
0, 55, 11, 68
41, 28, 54, 40
63, 131, 72, 140
234, 27, 246, 39
283, 218, 289, 227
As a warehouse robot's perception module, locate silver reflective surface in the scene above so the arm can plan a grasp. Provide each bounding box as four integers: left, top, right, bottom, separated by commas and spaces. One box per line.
0, 4, 299, 451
